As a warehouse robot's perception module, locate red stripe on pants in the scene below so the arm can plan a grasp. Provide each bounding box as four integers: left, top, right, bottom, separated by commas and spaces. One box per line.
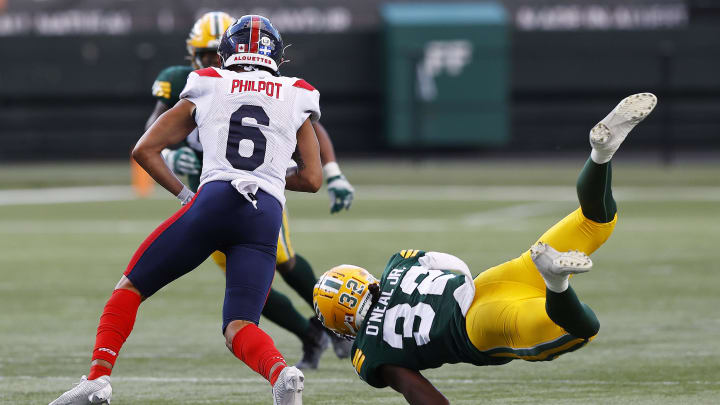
124, 192, 199, 276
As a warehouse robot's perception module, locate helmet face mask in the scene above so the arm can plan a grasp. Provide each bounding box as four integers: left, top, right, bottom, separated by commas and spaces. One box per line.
313, 265, 379, 339
186, 11, 235, 69
217, 15, 284, 75
194, 50, 221, 69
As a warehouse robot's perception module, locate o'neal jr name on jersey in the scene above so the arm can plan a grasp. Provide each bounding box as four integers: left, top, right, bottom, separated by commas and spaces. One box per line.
351, 250, 508, 388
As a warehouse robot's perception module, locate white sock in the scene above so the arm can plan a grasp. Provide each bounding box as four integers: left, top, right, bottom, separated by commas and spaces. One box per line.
543, 275, 569, 293
590, 149, 611, 164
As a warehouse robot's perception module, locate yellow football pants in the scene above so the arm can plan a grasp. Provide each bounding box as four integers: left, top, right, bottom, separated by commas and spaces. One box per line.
465, 207, 617, 361
210, 209, 295, 270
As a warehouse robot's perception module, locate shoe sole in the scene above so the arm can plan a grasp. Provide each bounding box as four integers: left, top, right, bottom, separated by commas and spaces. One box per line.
590, 92, 657, 145
530, 243, 592, 276
284, 367, 304, 405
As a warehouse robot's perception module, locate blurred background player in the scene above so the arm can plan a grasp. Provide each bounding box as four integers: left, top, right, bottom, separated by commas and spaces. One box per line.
144, 11, 354, 369
312, 93, 657, 404
50, 14, 322, 405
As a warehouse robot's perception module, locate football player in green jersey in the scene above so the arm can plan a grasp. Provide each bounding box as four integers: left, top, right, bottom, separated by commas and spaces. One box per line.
314, 93, 658, 404
144, 11, 355, 369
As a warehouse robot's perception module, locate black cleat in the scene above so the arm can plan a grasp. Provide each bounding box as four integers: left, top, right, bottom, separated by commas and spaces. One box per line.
295, 317, 329, 370
328, 332, 352, 359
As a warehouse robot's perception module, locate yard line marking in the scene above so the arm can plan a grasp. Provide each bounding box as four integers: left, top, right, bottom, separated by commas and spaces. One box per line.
0, 186, 137, 206
1, 211, 716, 235
347, 185, 720, 202
2, 375, 719, 386
2, 185, 720, 207
463, 202, 562, 226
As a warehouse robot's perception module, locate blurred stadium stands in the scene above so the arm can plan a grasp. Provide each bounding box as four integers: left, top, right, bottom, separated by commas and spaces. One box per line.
0, 0, 718, 161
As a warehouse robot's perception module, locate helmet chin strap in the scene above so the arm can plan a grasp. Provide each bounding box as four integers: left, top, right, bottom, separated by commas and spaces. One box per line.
354, 290, 374, 330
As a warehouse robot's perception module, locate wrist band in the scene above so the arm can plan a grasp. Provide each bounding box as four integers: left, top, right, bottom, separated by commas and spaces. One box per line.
322, 162, 342, 179
177, 186, 194, 205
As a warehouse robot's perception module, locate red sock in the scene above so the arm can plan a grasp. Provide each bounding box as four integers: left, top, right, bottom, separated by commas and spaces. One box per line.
231, 324, 286, 385
88, 288, 142, 380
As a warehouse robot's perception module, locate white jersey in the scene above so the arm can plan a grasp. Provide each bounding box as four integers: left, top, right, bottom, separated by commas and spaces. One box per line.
179, 67, 320, 206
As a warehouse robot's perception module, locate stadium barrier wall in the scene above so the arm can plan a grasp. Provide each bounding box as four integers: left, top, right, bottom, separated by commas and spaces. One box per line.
1, 26, 719, 160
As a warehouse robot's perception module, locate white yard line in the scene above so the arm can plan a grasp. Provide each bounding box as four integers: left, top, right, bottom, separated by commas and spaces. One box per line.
1, 375, 718, 386
0, 186, 138, 206
463, 202, 562, 226
0, 202, 560, 234
2, 185, 720, 207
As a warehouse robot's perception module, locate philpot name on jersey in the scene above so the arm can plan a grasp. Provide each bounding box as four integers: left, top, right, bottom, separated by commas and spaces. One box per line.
230, 79, 283, 99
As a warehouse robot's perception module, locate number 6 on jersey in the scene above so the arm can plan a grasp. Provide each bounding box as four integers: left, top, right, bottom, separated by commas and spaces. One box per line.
227, 104, 269, 171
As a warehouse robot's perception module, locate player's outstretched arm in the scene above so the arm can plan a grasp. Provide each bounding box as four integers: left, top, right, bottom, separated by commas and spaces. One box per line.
286, 118, 322, 192
313, 121, 355, 213
380, 364, 450, 405
133, 99, 197, 203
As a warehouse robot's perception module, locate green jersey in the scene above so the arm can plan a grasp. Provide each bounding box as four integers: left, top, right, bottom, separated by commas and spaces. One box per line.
151, 65, 194, 107
150, 65, 201, 191
351, 250, 504, 388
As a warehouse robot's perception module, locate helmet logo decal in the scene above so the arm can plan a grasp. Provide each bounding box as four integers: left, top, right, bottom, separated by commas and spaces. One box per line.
236, 44, 246, 53
258, 36, 273, 56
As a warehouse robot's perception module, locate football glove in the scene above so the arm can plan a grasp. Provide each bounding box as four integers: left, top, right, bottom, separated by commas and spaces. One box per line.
163, 146, 201, 175
327, 174, 354, 214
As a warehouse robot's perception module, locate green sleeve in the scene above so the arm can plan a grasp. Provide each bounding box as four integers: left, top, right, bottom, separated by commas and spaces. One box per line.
151, 66, 193, 107
351, 343, 387, 388
381, 250, 426, 279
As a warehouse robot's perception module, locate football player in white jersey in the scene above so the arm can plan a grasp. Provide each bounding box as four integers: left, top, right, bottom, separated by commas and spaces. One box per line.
147, 11, 353, 369
50, 15, 317, 405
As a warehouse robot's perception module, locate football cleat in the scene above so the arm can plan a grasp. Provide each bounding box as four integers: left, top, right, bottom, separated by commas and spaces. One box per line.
48, 375, 112, 405
295, 317, 330, 370
328, 331, 353, 359
272, 366, 304, 405
530, 242, 592, 279
590, 92, 657, 163
313, 265, 378, 339
218, 15, 284, 74
186, 11, 235, 69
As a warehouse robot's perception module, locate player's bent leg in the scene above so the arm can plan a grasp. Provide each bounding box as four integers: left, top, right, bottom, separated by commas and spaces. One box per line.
223, 244, 304, 404
263, 289, 310, 339
473, 297, 594, 361
466, 290, 595, 362
530, 242, 600, 339
275, 209, 295, 268
279, 254, 317, 308
275, 212, 319, 310
226, 320, 304, 404
51, 191, 220, 404
577, 158, 616, 223
534, 207, 616, 257
123, 191, 218, 299
468, 244, 599, 361
472, 208, 616, 295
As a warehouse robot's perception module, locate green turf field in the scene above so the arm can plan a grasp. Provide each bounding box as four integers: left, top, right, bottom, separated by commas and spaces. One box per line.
1, 160, 719, 404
